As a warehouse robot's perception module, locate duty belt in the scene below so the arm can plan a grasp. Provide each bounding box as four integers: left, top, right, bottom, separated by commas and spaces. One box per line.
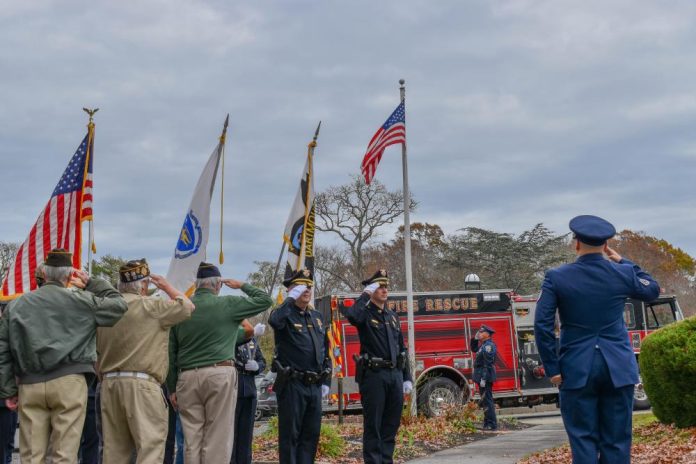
180, 360, 235, 373
290, 369, 324, 385
365, 357, 396, 369
103, 371, 158, 384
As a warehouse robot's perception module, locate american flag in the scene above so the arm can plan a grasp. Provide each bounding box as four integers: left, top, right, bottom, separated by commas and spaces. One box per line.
1, 133, 94, 299
361, 102, 406, 184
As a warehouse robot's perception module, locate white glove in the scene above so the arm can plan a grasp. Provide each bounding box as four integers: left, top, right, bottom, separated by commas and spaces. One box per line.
253, 323, 266, 336
288, 285, 307, 300
403, 381, 413, 394
321, 385, 330, 398
364, 283, 379, 295
244, 360, 259, 372
480, 379, 486, 388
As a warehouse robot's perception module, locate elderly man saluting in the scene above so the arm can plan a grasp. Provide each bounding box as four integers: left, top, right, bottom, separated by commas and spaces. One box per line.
168, 262, 273, 464
98, 259, 194, 463
0, 248, 128, 464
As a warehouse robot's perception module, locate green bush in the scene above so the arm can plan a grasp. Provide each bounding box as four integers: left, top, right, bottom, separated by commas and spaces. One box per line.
639, 316, 696, 427
316, 423, 346, 458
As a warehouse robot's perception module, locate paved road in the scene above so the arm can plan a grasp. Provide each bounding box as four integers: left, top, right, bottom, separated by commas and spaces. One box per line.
405, 414, 568, 464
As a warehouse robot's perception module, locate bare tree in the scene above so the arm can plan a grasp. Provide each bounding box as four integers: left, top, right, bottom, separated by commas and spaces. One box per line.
315, 175, 416, 287
313, 245, 353, 297
0, 242, 20, 283
246, 260, 284, 296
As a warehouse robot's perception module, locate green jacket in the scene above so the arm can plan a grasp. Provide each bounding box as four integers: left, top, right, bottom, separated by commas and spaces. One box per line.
0, 278, 127, 397
168, 284, 272, 392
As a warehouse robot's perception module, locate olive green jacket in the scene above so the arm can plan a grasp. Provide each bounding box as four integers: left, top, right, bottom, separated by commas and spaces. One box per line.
0, 278, 127, 397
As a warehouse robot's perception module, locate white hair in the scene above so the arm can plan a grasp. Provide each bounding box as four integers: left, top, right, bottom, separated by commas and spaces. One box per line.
118, 279, 148, 295
43, 266, 72, 284
196, 277, 221, 292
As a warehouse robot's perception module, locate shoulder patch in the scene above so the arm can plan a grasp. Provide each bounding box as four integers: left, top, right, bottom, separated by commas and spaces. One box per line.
485, 345, 492, 353
639, 278, 650, 287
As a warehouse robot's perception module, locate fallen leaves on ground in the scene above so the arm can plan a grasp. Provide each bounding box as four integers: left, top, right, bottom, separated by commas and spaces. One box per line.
520, 416, 696, 464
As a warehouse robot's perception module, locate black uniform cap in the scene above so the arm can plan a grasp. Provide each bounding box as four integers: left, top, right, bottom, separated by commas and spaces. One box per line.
119, 259, 150, 283
361, 269, 389, 287
44, 248, 72, 267
479, 324, 496, 335
197, 262, 221, 279
283, 268, 314, 288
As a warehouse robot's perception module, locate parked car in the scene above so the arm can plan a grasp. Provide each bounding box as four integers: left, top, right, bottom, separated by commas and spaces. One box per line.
255, 372, 277, 421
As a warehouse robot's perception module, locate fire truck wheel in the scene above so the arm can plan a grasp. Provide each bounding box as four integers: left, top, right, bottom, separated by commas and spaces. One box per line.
417, 377, 463, 418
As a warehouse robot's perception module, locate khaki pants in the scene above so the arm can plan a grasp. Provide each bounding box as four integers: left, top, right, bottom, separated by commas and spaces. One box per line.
101, 376, 169, 464
177, 366, 238, 464
18, 374, 88, 464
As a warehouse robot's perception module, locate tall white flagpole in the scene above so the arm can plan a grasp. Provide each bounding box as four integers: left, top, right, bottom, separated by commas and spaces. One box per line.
399, 79, 417, 417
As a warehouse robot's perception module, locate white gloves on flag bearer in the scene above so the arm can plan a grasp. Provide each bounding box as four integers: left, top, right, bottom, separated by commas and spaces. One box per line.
321, 385, 330, 398
244, 360, 259, 372
403, 381, 413, 395
288, 284, 307, 300
364, 283, 380, 295
254, 323, 266, 336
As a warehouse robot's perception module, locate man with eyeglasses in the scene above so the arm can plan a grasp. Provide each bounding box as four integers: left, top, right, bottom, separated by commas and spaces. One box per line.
340, 269, 412, 464
97, 259, 194, 463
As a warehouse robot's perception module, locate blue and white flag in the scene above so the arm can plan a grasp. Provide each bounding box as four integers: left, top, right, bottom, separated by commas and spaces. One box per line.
166, 116, 228, 294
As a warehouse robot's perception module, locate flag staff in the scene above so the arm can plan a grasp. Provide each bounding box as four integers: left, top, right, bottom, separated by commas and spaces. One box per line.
399, 79, 417, 416
297, 121, 321, 270
83, 107, 98, 276
219, 114, 229, 265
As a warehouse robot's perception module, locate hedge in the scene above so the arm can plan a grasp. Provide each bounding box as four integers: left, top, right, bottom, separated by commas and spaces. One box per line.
639, 316, 696, 427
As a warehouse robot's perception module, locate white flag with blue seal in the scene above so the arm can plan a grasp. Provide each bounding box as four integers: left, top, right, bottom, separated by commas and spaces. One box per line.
165, 116, 228, 294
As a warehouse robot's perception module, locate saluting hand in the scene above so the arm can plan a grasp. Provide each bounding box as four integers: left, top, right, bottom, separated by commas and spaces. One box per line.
604, 245, 622, 263
71, 269, 90, 288
223, 279, 244, 289
149, 274, 169, 290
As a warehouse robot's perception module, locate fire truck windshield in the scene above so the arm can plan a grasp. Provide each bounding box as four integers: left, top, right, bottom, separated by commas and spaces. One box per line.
646, 301, 678, 329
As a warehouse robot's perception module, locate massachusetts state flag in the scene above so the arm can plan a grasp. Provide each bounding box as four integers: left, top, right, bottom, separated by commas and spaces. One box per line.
1, 131, 95, 300
361, 102, 406, 184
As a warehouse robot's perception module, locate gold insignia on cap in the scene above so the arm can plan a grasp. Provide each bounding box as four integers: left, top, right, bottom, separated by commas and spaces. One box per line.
380, 269, 386, 276
302, 269, 310, 277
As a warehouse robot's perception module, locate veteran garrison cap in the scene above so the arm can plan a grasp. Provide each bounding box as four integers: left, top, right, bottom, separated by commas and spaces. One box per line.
283, 268, 314, 288
479, 324, 496, 335
569, 215, 616, 246
197, 262, 221, 279
44, 248, 72, 267
361, 269, 389, 287
119, 259, 150, 283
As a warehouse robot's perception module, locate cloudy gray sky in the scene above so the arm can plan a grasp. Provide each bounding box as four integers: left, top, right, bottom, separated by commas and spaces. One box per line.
2, 0, 696, 281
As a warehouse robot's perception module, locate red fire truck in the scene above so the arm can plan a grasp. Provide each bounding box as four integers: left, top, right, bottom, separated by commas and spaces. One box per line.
315, 289, 684, 416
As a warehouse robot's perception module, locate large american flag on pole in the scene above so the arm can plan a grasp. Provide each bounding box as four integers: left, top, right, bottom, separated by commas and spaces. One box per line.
360, 101, 406, 184
1, 132, 94, 300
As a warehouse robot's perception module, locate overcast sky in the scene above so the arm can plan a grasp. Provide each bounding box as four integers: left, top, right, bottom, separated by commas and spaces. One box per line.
2, 0, 696, 282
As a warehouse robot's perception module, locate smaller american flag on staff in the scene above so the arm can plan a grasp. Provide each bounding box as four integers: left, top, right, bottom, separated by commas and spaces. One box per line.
1, 133, 94, 299
361, 101, 406, 184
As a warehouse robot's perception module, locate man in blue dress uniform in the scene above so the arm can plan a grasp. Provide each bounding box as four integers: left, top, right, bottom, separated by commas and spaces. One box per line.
471, 325, 497, 430
535, 215, 660, 464
269, 269, 331, 464
340, 269, 413, 464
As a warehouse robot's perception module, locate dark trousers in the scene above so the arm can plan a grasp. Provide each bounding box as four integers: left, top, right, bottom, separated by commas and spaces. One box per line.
0, 408, 17, 464
560, 350, 634, 464
480, 382, 497, 429
276, 380, 322, 464
231, 392, 257, 464
80, 386, 100, 464
164, 386, 176, 464
359, 369, 404, 464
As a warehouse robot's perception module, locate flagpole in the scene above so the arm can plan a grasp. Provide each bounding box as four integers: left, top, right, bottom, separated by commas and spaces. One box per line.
297, 121, 321, 270
83, 107, 98, 276
219, 114, 229, 265
269, 241, 287, 298
399, 79, 417, 417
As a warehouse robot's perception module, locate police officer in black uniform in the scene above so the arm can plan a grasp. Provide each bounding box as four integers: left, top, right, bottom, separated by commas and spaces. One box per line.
231, 324, 267, 464
341, 269, 413, 464
472, 325, 498, 430
269, 269, 331, 464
